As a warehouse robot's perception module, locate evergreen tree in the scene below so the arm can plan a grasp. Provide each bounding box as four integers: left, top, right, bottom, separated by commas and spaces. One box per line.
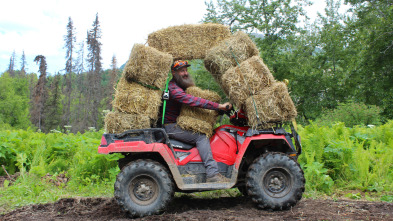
31, 55, 48, 131
107, 55, 119, 110
63, 17, 76, 127
86, 13, 103, 129
8, 50, 16, 77
76, 41, 85, 74
43, 73, 62, 132
20, 50, 26, 76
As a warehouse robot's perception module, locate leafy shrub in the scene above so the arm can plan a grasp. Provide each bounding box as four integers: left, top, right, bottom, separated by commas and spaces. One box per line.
315, 100, 382, 127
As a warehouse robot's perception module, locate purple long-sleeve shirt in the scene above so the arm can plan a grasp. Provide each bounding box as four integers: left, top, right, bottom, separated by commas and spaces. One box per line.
162, 80, 219, 124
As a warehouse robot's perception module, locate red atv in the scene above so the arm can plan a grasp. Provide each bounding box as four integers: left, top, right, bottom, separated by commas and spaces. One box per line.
98, 111, 304, 218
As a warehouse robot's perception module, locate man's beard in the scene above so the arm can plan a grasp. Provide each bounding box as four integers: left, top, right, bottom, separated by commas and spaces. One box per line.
173, 73, 195, 90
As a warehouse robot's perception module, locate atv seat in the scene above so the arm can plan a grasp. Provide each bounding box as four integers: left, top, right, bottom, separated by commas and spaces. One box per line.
169, 139, 194, 150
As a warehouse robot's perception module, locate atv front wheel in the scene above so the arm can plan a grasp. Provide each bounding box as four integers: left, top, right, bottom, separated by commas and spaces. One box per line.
246, 153, 305, 210
114, 159, 174, 218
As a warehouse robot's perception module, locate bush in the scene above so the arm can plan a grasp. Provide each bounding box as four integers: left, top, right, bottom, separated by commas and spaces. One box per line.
315, 100, 382, 127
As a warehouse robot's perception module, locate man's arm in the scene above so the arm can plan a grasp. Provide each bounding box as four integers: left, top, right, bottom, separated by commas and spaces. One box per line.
169, 82, 219, 110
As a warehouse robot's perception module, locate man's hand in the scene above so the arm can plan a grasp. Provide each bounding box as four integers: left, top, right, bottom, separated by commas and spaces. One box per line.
218, 102, 232, 111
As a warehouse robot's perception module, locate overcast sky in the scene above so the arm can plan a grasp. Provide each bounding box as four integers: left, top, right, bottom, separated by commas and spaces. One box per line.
0, 0, 340, 75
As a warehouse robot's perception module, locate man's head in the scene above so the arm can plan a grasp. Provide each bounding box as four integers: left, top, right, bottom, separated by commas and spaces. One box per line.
171, 60, 194, 89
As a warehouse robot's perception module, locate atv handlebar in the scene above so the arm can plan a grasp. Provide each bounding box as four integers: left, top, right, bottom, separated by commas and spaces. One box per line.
218, 105, 234, 116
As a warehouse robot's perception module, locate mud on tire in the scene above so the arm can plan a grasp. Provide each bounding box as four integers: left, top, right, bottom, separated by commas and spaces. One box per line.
114, 159, 174, 218
246, 153, 305, 210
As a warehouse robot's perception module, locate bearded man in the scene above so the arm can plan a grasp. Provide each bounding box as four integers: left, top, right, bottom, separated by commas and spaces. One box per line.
162, 60, 232, 183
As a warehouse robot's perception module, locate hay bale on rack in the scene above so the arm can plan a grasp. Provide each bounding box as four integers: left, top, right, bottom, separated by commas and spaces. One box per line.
123, 44, 173, 89
104, 111, 151, 134
245, 82, 297, 129
112, 77, 162, 120
147, 23, 231, 60
221, 56, 275, 109
204, 31, 260, 85
177, 86, 221, 137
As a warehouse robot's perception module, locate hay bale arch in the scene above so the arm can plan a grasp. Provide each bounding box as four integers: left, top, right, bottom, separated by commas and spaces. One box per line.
146, 23, 296, 130
106, 23, 297, 134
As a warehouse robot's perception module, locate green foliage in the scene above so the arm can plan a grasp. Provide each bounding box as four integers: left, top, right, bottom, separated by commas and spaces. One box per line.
315, 100, 382, 127
303, 161, 334, 194
381, 195, 393, 203
0, 128, 121, 212
188, 60, 227, 100
0, 73, 31, 129
0, 129, 121, 180
298, 121, 393, 194
344, 0, 393, 119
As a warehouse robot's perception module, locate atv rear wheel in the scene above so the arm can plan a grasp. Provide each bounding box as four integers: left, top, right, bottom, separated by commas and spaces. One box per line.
114, 159, 174, 218
246, 153, 305, 210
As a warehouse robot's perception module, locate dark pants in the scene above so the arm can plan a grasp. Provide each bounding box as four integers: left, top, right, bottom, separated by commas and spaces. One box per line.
164, 123, 219, 178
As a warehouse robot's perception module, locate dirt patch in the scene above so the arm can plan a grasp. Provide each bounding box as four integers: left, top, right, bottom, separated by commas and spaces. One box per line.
0, 196, 392, 221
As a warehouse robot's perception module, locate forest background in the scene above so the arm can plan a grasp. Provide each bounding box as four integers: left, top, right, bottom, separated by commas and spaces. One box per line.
0, 0, 392, 213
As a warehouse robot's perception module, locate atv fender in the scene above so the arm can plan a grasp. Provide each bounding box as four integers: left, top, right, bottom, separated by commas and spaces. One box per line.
234, 133, 295, 170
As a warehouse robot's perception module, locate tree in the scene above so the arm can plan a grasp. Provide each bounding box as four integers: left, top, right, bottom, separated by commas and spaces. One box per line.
8, 50, 16, 77
107, 55, 119, 110
344, 0, 393, 119
20, 50, 26, 76
86, 13, 103, 129
203, 0, 311, 71
31, 55, 48, 131
63, 17, 76, 127
75, 41, 85, 74
43, 73, 63, 132
0, 72, 31, 129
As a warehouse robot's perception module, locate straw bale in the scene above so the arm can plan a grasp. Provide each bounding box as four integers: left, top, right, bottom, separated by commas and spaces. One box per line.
177, 116, 215, 137
112, 77, 162, 120
204, 31, 260, 85
245, 82, 297, 129
222, 56, 276, 109
123, 44, 173, 89
147, 23, 231, 60
104, 111, 150, 134
177, 86, 221, 136
186, 86, 221, 103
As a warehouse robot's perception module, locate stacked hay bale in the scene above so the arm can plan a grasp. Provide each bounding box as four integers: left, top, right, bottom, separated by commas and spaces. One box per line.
112, 77, 163, 120
148, 23, 231, 60
104, 112, 151, 134
123, 44, 173, 89
245, 82, 297, 129
221, 56, 275, 109
204, 31, 260, 87
204, 30, 296, 129
177, 86, 221, 137
105, 44, 173, 134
